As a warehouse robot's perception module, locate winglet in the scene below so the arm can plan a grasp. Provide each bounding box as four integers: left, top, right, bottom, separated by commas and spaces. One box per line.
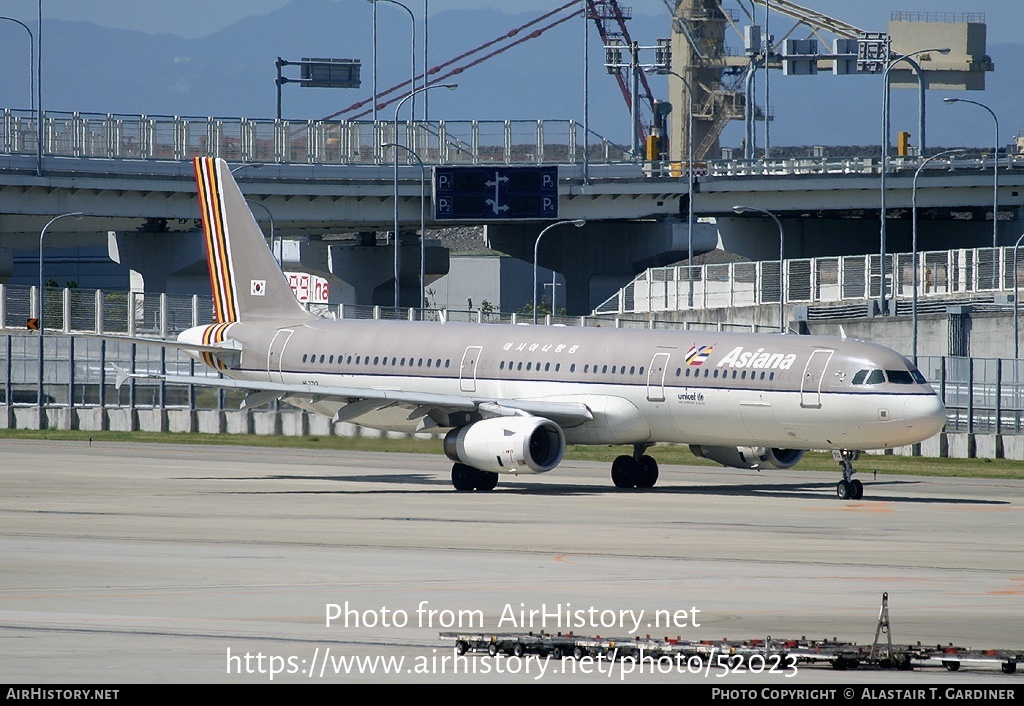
113, 364, 131, 390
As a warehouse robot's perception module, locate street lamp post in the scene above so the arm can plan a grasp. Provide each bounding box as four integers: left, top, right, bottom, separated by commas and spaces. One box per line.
422, 0, 429, 121
370, 0, 417, 123
879, 46, 949, 317
732, 205, 785, 333
657, 68, 696, 307
533, 220, 586, 324
944, 97, 1000, 258
38, 211, 84, 407
35, 0, 42, 176
230, 164, 279, 268
392, 83, 456, 308
1007, 231, 1024, 360
911, 148, 965, 361
0, 16, 34, 112
247, 201, 278, 269
383, 142, 427, 310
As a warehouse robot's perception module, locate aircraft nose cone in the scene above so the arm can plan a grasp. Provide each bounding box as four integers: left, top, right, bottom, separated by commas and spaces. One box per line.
906, 394, 947, 439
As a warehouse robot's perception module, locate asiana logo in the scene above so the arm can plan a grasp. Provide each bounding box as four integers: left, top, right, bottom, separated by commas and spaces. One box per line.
716, 346, 797, 370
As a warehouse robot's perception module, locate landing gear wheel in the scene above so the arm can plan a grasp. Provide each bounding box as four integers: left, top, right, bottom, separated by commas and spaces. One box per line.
636, 455, 659, 488
850, 479, 864, 500
474, 471, 499, 491
836, 479, 852, 500
451, 463, 476, 491
611, 455, 639, 488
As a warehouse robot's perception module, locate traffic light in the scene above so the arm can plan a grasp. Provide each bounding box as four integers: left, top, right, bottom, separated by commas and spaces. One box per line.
605, 39, 623, 74
655, 38, 671, 71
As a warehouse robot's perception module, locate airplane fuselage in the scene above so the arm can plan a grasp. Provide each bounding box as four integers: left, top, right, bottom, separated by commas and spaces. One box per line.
180, 318, 946, 454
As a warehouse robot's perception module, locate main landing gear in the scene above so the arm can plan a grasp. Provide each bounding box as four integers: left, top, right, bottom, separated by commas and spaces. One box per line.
833, 450, 864, 500
451, 462, 499, 492
611, 444, 659, 489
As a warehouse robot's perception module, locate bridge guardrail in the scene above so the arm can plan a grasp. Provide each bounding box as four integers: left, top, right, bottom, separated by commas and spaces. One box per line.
1, 109, 632, 166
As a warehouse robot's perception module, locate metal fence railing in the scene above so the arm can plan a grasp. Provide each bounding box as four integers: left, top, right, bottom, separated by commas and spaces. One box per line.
1, 109, 631, 166
595, 244, 1024, 318
0, 283, 1022, 434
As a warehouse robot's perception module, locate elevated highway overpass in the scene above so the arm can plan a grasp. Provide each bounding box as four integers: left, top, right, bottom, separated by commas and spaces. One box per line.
2, 109, 1023, 313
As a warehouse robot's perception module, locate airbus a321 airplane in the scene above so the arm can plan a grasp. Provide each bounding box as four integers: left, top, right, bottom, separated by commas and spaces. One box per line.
118, 157, 947, 500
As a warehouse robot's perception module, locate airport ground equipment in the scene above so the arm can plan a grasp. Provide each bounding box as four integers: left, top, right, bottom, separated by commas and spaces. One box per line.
441, 594, 1022, 674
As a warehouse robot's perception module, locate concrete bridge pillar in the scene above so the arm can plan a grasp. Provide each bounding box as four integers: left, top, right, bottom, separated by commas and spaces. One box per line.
107, 231, 209, 295
485, 219, 717, 315
326, 234, 450, 308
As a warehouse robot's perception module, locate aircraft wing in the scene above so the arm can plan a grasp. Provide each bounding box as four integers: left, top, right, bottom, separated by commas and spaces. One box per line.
115, 368, 594, 427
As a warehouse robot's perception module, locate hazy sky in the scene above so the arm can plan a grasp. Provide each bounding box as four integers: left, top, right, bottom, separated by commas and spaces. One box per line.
2, 0, 1018, 148
25, 0, 1022, 44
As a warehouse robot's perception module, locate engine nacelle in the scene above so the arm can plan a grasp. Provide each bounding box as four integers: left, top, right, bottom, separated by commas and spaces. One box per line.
444, 417, 565, 474
689, 445, 805, 470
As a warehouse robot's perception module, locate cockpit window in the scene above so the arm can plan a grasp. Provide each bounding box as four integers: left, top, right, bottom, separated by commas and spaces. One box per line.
910, 369, 927, 385
851, 369, 868, 385
886, 370, 914, 384
865, 369, 886, 385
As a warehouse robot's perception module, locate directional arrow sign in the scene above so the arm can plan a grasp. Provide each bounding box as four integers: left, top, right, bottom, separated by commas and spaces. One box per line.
433, 166, 558, 220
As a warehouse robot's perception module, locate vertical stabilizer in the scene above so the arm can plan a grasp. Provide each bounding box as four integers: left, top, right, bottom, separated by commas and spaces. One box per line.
193, 157, 313, 323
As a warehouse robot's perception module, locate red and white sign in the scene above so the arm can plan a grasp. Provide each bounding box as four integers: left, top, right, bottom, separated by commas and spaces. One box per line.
286, 272, 330, 304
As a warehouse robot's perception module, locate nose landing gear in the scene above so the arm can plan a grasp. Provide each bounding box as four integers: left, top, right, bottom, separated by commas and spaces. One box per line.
833, 450, 864, 500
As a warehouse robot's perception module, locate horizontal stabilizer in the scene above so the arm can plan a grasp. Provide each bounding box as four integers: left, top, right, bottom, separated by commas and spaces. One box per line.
85, 333, 242, 369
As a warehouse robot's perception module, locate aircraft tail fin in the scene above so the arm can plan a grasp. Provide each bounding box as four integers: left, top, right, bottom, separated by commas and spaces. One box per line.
193, 157, 312, 324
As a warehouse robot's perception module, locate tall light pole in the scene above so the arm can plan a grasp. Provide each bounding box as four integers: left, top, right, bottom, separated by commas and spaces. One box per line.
944, 97, 1000, 258
911, 148, 965, 361
383, 142, 427, 309
0, 16, 35, 112
658, 68, 696, 307
230, 164, 279, 268
422, 0, 429, 121
733, 205, 785, 333
35, 0, 42, 176
38, 211, 84, 407
247, 201, 277, 269
369, 0, 378, 125
763, 0, 770, 159
533, 220, 586, 324
582, 2, 590, 185
1014, 231, 1024, 361
392, 83, 456, 308
879, 46, 949, 317
370, 0, 417, 124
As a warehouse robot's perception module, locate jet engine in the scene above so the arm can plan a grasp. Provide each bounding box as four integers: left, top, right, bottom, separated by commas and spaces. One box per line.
689, 445, 805, 470
444, 417, 565, 474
